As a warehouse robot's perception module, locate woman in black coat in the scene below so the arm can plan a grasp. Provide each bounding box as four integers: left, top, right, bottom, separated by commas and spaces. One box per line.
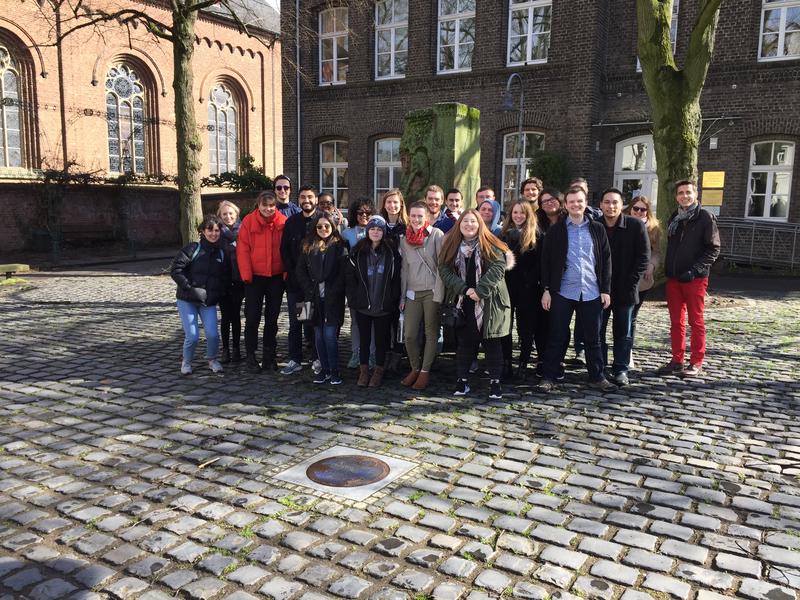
345, 215, 401, 388
216, 200, 244, 363
170, 215, 231, 375
295, 213, 348, 385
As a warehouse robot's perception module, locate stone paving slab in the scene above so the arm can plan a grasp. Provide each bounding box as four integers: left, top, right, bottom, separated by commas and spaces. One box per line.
0, 270, 799, 600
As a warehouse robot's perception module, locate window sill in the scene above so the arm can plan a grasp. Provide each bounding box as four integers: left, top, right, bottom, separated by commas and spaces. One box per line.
506, 59, 548, 68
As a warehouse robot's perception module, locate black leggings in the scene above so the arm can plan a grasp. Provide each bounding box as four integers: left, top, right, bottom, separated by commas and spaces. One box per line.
220, 282, 245, 349
457, 321, 502, 380
355, 312, 392, 367
501, 300, 537, 365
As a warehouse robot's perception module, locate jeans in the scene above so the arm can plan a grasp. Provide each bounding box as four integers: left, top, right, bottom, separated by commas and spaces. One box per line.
219, 281, 245, 350
314, 300, 340, 373
456, 321, 502, 380
666, 277, 708, 366
177, 299, 220, 363
286, 290, 315, 362
601, 303, 636, 374
355, 312, 391, 367
244, 275, 284, 358
543, 293, 604, 382
404, 290, 440, 371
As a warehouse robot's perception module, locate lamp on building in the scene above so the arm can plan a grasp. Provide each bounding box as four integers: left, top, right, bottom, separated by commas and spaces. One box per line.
501, 72, 524, 200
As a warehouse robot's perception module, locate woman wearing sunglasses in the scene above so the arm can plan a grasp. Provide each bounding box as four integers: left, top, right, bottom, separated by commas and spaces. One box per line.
342, 197, 376, 369
296, 213, 349, 385
623, 195, 663, 368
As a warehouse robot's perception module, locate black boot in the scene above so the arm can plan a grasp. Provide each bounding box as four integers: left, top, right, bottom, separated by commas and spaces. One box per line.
262, 353, 278, 372
502, 359, 514, 382
245, 353, 261, 372
516, 361, 528, 380
232, 345, 242, 363
220, 347, 231, 364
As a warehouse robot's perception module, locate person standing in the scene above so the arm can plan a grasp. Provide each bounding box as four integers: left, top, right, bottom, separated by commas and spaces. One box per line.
598, 188, 650, 386
280, 185, 321, 376
170, 215, 230, 375
520, 177, 543, 208
342, 197, 376, 369
434, 188, 463, 234
237, 190, 287, 372
296, 213, 348, 385
399, 201, 444, 391
318, 193, 348, 232
380, 189, 408, 373
439, 210, 514, 400
659, 180, 721, 378
216, 200, 244, 364
424, 185, 446, 227
539, 187, 614, 392
273, 174, 301, 219
345, 216, 401, 388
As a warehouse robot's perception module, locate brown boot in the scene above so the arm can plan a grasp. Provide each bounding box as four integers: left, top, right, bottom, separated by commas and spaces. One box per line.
401, 369, 420, 387
357, 365, 370, 387
411, 370, 430, 391
368, 366, 385, 387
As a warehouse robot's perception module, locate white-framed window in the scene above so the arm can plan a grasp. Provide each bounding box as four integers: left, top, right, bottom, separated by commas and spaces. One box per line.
759, 0, 800, 60
208, 83, 238, 175
376, 0, 408, 79
501, 131, 545, 205
507, 0, 552, 66
746, 141, 794, 219
320, 140, 349, 207
637, 0, 679, 71
438, 0, 475, 73
374, 138, 402, 199
106, 63, 146, 174
614, 135, 659, 211
319, 8, 348, 85
0, 45, 21, 168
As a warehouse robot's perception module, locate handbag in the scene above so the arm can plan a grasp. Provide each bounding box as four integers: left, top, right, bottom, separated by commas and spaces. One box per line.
296, 301, 314, 322
440, 301, 465, 329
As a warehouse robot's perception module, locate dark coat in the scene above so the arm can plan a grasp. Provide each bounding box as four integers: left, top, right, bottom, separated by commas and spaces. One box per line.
345, 243, 401, 315
220, 220, 241, 282
665, 207, 721, 279
501, 227, 543, 304
540, 216, 612, 296
385, 221, 407, 245
295, 240, 348, 327
605, 215, 650, 306
281, 210, 317, 295
170, 238, 230, 306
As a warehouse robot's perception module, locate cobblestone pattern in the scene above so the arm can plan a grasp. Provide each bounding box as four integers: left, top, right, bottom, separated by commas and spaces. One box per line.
0, 269, 799, 600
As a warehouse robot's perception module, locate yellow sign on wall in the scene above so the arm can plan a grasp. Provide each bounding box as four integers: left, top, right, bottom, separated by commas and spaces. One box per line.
702, 189, 723, 206
703, 171, 725, 189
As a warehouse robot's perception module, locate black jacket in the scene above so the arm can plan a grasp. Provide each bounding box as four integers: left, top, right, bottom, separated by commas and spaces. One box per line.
170, 238, 230, 306
295, 240, 348, 328
540, 216, 612, 296
345, 244, 401, 315
220, 221, 242, 283
281, 210, 317, 295
665, 207, 721, 279
385, 221, 406, 245
502, 227, 543, 304
605, 215, 650, 306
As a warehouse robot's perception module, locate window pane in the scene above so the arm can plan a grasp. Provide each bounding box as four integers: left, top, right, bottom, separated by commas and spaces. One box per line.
524, 133, 544, 158
531, 32, 550, 60
396, 51, 408, 74
440, 19, 456, 44
770, 195, 789, 218
774, 142, 794, 166
395, 0, 408, 22
459, 0, 475, 12
773, 172, 791, 196
337, 59, 349, 82
510, 9, 527, 35
460, 18, 475, 44
504, 134, 520, 160
763, 9, 781, 33
458, 42, 473, 68
377, 1, 391, 25
762, 33, 779, 57
377, 167, 390, 189
622, 143, 648, 171
392, 166, 402, 185
322, 142, 335, 163
620, 178, 644, 203
321, 167, 334, 187
441, 0, 457, 15
337, 168, 348, 187
337, 35, 349, 58
395, 28, 408, 51
321, 38, 333, 60
337, 142, 348, 162
376, 140, 392, 162
750, 171, 768, 195
753, 143, 772, 166
440, 45, 454, 71
377, 30, 392, 53
509, 37, 526, 63
321, 60, 333, 83
748, 195, 765, 217
785, 30, 800, 56
320, 10, 333, 34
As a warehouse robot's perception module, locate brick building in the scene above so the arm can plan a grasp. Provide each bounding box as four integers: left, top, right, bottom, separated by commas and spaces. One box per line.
280, 0, 800, 266
0, 0, 281, 255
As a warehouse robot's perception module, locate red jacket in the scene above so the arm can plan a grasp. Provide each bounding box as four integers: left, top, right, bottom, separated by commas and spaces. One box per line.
237, 209, 286, 281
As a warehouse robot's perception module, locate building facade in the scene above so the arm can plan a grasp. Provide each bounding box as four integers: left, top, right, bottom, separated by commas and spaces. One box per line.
280, 0, 800, 264
0, 0, 282, 254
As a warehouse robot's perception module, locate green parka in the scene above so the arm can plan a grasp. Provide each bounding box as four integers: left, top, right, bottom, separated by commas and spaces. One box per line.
438, 246, 515, 339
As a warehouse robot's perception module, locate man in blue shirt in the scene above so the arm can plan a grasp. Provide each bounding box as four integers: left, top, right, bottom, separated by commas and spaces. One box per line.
539, 186, 614, 391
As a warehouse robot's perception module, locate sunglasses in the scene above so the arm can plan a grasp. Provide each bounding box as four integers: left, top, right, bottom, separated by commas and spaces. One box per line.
631, 206, 648, 213
356, 210, 370, 216
275, 185, 290, 191
204, 227, 220, 232
316, 223, 332, 230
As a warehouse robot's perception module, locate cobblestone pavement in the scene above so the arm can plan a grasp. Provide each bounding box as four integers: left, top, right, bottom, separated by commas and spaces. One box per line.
1, 264, 799, 600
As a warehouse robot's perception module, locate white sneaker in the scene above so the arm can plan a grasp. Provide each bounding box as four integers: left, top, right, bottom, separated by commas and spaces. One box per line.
208, 359, 223, 373
312, 359, 322, 374
181, 360, 192, 375
280, 360, 303, 375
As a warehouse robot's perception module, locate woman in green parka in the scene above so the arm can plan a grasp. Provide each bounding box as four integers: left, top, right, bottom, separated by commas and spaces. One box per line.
438, 209, 515, 400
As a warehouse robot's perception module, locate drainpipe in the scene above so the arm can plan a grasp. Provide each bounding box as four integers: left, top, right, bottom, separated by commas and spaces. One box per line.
295, 0, 301, 182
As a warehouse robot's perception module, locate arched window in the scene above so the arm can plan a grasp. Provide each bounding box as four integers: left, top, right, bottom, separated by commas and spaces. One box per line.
614, 135, 659, 210
0, 44, 21, 168
106, 64, 146, 174
747, 141, 794, 220
208, 83, 239, 175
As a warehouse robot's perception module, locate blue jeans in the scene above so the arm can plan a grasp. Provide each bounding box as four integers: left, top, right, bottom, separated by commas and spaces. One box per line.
601, 304, 635, 375
177, 300, 220, 363
543, 293, 604, 382
315, 323, 340, 373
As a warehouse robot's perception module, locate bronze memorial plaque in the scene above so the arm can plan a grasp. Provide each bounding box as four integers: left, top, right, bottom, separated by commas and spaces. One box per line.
306, 454, 391, 487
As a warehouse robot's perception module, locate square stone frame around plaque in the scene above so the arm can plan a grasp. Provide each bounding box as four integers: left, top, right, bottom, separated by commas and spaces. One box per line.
273, 445, 419, 502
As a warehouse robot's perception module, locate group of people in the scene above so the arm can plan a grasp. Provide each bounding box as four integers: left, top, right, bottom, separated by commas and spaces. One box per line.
170, 173, 721, 399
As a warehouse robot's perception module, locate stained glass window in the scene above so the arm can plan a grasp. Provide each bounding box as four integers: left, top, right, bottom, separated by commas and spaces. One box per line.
208, 84, 238, 175
106, 64, 146, 174
0, 45, 21, 168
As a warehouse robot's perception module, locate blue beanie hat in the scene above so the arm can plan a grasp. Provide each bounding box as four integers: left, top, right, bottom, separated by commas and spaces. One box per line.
366, 215, 387, 233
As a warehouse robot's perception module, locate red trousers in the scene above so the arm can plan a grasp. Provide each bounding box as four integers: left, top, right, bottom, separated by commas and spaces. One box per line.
665, 277, 708, 366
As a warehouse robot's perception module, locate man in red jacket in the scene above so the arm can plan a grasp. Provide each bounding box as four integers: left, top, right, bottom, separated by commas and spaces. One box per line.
237, 190, 287, 371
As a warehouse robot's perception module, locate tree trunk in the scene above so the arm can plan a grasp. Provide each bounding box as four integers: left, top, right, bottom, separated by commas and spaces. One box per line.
173, 4, 203, 245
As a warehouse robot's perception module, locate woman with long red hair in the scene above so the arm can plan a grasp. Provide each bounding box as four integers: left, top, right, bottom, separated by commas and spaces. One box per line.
438, 209, 514, 400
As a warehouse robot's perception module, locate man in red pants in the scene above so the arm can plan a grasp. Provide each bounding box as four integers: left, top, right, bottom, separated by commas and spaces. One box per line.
659, 180, 721, 378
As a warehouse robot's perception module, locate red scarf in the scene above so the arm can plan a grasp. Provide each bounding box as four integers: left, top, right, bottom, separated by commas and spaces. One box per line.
405, 223, 430, 246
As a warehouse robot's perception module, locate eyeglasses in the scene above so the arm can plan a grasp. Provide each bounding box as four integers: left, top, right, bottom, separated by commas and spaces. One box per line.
631, 206, 648, 213
275, 185, 290, 191
541, 197, 558, 204
356, 210, 370, 216
316, 224, 332, 230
